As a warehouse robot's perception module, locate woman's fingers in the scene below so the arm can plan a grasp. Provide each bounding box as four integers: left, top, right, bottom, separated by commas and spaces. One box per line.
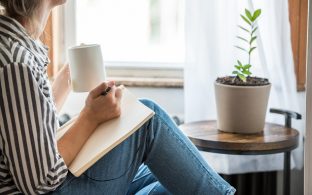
84, 82, 124, 125
115, 85, 124, 100
89, 82, 109, 99
89, 82, 125, 100
104, 85, 117, 100
107, 80, 115, 87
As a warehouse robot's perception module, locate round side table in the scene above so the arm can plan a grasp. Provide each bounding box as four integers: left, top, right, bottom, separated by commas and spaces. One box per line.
180, 120, 299, 195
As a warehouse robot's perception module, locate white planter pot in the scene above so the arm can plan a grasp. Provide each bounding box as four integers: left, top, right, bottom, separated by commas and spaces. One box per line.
214, 82, 271, 134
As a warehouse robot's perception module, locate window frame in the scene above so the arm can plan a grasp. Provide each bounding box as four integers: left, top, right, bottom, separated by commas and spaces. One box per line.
43, 6, 184, 87
289, 0, 308, 91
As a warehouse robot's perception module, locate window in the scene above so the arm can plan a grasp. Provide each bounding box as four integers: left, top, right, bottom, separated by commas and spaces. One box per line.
47, 0, 305, 87
75, 0, 185, 69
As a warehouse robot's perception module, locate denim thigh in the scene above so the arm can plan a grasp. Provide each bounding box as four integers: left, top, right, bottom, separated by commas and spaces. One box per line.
52, 123, 151, 195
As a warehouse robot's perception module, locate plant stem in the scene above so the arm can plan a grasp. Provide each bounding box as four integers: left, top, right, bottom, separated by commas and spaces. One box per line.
248, 24, 252, 65
248, 47, 251, 65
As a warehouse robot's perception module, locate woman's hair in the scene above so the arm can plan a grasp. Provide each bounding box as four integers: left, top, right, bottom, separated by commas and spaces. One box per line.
0, 0, 40, 19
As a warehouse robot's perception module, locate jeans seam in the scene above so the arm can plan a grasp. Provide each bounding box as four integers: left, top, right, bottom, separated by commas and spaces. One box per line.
147, 182, 160, 195
146, 113, 223, 189
131, 171, 152, 183
83, 137, 145, 182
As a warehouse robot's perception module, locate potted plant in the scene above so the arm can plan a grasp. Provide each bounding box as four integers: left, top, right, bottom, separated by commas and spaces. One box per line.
214, 8, 271, 134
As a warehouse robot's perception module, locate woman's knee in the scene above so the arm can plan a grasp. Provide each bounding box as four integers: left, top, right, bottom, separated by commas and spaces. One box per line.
139, 99, 158, 111
139, 99, 168, 118
139, 99, 173, 125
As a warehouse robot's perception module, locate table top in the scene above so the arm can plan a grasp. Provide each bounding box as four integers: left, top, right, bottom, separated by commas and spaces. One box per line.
180, 120, 299, 155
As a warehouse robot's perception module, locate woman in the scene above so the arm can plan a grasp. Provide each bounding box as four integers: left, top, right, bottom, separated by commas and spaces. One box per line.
0, 0, 235, 194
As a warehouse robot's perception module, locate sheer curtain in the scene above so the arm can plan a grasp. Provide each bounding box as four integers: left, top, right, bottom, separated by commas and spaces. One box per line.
184, 0, 303, 174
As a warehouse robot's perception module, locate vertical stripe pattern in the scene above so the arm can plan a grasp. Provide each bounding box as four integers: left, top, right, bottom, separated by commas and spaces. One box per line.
0, 15, 68, 194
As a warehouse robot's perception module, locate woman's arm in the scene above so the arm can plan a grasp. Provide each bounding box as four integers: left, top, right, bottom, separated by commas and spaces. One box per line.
0, 63, 69, 194
52, 64, 71, 112
57, 110, 97, 166
57, 82, 123, 166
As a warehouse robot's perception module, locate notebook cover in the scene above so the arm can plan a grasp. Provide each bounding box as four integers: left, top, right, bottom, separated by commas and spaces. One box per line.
57, 88, 155, 176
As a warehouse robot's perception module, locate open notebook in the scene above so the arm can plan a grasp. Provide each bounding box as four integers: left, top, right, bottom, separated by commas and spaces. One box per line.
56, 88, 155, 177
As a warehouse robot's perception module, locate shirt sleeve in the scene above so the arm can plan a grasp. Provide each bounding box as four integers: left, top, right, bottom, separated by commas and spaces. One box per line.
0, 63, 68, 194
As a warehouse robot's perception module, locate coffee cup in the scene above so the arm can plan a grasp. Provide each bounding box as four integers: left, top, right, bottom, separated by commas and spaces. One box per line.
68, 44, 106, 92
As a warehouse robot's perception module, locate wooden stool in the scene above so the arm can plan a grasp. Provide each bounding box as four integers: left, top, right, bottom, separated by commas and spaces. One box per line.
180, 108, 301, 195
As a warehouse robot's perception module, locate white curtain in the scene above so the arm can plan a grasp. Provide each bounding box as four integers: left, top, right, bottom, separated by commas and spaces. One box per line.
184, 0, 303, 174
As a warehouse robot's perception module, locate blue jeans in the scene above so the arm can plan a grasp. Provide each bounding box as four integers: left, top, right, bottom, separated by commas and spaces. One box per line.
51, 99, 235, 195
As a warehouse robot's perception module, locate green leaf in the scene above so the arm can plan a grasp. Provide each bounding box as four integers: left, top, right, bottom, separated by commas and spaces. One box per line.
237, 60, 243, 66
251, 27, 258, 36
245, 9, 254, 22
243, 64, 252, 69
237, 36, 249, 43
234, 65, 241, 70
249, 47, 257, 54
232, 71, 240, 75
241, 15, 251, 26
242, 70, 252, 75
250, 36, 257, 45
238, 25, 249, 33
235, 46, 248, 52
238, 74, 247, 82
253, 9, 262, 21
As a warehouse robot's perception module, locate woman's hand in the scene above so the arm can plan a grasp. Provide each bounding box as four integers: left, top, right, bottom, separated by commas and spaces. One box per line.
57, 81, 123, 166
52, 64, 72, 112
81, 81, 123, 127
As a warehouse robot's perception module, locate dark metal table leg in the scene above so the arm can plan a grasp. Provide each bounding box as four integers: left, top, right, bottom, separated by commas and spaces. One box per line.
284, 151, 291, 195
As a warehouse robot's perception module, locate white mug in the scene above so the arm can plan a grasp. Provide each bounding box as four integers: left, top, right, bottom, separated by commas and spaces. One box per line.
68, 44, 106, 92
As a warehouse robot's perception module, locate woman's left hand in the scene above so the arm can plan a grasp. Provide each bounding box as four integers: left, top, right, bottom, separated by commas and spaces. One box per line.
59, 63, 71, 86
52, 64, 72, 112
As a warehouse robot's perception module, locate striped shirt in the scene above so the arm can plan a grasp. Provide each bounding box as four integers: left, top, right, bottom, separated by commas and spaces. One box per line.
0, 15, 68, 194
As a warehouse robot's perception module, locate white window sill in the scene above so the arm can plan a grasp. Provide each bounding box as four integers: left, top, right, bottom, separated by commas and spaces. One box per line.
106, 66, 184, 88
108, 76, 183, 88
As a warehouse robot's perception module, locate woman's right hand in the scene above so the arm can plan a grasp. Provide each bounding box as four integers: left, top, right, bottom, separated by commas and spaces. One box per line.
81, 81, 123, 128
